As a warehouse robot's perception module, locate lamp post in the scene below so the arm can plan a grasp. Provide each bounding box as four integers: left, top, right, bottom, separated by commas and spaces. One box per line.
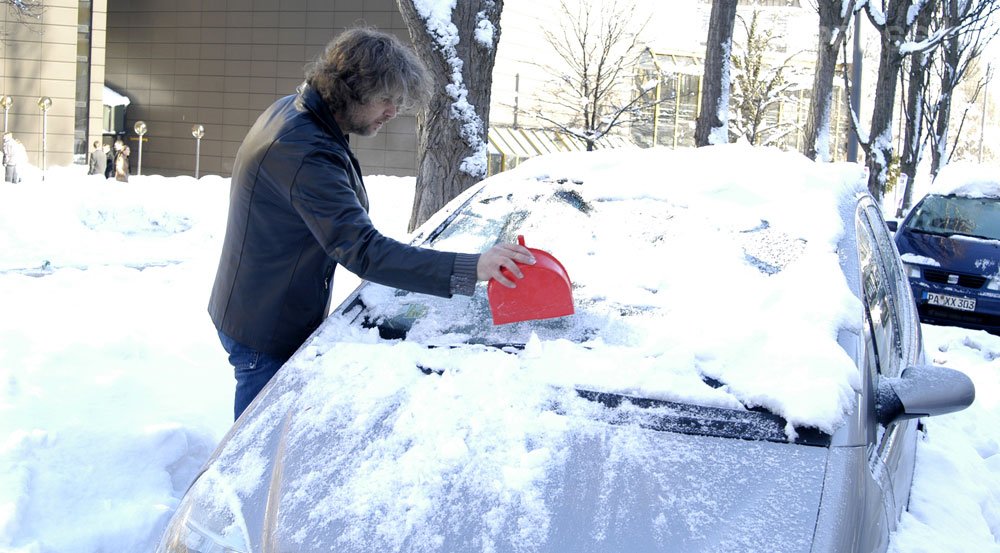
37, 96, 52, 179
0, 96, 11, 133
134, 120, 147, 176
191, 124, 204, 179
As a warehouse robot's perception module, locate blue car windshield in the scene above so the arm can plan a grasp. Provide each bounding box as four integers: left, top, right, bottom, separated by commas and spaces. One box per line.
906, 195, 1000, 240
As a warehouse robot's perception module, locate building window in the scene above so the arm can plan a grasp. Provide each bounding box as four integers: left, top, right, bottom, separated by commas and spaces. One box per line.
74, 0, 93, 163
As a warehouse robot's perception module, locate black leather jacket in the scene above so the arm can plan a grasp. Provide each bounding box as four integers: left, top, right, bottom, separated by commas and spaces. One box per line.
209, 85, 477, 358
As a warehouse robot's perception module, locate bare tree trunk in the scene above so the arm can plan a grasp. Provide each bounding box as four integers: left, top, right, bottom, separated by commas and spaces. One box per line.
865, 43, 902, 200
930, 1, 961, 178
863, 0, 919, 201
897, 0, 936, 216
696, 0, 738, 147
804, 1, 849, 161
398, 0, 503, 232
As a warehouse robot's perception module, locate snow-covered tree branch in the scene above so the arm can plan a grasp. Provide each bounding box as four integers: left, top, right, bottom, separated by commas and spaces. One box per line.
397, 0, 503, 231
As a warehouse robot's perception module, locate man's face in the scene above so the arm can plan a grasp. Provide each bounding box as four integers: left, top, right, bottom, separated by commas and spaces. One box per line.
337, 97, 398, 137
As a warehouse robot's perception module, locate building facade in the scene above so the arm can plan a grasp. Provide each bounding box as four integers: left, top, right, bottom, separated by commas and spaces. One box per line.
1, 0, 419, 178
0, 0, 107, 170
1, 0, 864, 179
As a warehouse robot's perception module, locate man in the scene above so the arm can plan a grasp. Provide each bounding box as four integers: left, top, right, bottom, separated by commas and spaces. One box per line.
103, 143, 114, 179
113, 140, 130, 182
2, 133, 16, 183
209, 28, 535, 419
88, 140, 106, 176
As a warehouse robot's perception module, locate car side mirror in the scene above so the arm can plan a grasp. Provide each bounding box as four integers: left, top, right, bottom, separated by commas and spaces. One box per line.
886, 220, 898, 232
876, 365, 975, 426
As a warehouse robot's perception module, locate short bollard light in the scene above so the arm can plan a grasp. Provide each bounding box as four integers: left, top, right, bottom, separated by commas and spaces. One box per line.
37, 96, 52, 178
192, 124, 205, 179
134, 120, 147, 176
1, 95, 12, 133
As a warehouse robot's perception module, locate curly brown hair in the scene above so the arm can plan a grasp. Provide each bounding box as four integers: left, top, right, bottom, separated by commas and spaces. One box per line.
305, 28, 432, 114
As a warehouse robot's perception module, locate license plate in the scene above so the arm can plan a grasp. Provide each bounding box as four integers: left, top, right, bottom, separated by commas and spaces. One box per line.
927, 292, 976, 312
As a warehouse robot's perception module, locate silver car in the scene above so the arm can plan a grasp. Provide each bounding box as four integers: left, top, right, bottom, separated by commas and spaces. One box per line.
156, 149, 974, 553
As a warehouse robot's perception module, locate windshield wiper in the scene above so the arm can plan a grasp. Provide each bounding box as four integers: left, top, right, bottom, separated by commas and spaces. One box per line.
575, 389, 830, 446
911, 227, 955, 237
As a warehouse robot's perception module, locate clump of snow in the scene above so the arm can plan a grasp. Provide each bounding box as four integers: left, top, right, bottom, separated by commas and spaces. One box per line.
414, 0, 489, 178
901, 253, 941, 267
709, 41, 732, 146
103, 86, 131, 107
474, 16, 495, 47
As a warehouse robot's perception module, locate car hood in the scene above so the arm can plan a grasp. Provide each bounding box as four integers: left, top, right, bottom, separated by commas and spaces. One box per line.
895, 228, 1000, 275
212, 363, 830, 553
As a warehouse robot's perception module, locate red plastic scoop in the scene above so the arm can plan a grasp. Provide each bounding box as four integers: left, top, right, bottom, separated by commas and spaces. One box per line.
487, 235, 574, 325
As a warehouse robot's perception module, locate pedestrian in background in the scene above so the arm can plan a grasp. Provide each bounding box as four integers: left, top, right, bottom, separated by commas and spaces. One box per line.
3, 132, 18, 183
104, 143, 114, 178
88, 140, 106, 176
113, 139, 130, 182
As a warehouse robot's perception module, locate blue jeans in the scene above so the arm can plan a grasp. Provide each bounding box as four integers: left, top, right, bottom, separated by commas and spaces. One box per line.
217, 330, 288, 420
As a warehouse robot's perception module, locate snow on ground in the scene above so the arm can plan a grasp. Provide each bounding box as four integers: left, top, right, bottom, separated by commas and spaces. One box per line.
0, 153, 998, 553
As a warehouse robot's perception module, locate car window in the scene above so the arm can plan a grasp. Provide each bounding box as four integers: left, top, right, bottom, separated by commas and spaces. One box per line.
906, 194, 1000, 240
863, 205, 918, 369
348, 186, 685, 347
856, 211, 901, 377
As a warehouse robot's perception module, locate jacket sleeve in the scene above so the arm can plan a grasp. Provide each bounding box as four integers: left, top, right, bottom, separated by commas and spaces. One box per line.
289, 147, 460, 298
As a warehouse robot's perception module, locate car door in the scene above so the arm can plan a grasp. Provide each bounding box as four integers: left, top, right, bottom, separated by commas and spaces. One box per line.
856, 200, 922, 542
862, 203, 922, 518
856, 204, 896, 553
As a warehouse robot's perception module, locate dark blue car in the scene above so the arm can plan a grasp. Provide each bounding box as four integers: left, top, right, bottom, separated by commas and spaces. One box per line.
889, 190, 1000, 334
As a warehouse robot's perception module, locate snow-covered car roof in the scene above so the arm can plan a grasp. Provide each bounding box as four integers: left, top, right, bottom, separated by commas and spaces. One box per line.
930, 162, 1000, 199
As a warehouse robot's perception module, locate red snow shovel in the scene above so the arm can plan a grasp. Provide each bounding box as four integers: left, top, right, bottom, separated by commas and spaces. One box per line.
487, 235, 574, 325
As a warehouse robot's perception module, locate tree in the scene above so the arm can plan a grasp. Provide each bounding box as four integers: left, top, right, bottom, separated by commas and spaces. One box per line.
947, 61, 995, 163
896, 0, 937, 216
397, 0, 503, 231
1, 0, 44, 39
729, 9, 804, 147
4, 0, 42, 18
533, 0, 652, 152
926, 0, 1000, 178
876, 0, 999, 214
803, 0, 856, 161
696, 0, 738, 147
855, 0, 939, 201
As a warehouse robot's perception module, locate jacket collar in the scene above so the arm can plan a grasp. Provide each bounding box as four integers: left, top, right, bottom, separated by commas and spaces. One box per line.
297, 83, 350, 150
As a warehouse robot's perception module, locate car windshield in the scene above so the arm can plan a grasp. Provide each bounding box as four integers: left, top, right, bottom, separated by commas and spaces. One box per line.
326, 157, 863, 444
345, 182, 814, 350
905, 194, 1000, 241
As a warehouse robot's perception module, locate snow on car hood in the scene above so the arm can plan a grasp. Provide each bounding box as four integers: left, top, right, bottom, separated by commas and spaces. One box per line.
896, 229, 1000, 276
212, 338, 829, 553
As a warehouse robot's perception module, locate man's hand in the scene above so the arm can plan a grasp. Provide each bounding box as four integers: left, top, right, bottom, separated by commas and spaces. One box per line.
477, 243, 536, 288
